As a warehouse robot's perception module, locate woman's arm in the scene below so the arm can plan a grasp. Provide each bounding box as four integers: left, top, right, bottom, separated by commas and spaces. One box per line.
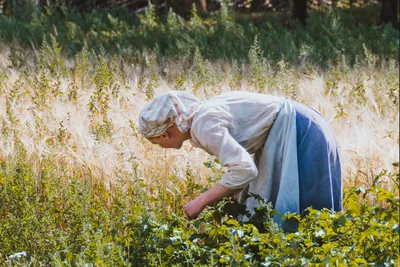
185, 114, 258, 220
183, 183, 240, 220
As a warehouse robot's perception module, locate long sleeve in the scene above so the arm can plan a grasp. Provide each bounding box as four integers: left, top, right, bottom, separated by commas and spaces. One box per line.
191, 114, 258, 189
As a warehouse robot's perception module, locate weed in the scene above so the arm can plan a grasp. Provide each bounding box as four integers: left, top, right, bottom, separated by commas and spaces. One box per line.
248, 36, 268, 92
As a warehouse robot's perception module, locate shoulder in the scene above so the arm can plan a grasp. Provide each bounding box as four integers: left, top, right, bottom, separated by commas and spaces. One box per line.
192, 105, 231, 130
190, 105, 231, 146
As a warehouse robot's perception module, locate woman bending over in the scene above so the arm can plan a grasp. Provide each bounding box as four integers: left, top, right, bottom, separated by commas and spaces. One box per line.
138, 90, 342, 229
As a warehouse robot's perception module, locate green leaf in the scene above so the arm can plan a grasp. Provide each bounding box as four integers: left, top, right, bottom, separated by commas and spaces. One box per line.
355, 258, 367, 264
203, 162, 212, 168
225, 219, 240, 227
165, 245, 174, 254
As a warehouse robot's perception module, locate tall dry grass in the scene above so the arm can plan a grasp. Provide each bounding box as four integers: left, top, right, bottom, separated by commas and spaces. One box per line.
0, 43, 398, 198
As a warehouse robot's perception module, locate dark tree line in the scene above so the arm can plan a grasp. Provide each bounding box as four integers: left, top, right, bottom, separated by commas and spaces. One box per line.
291, 0, 398, 27
1, 0, 398, 27
292, 0, 307, 25
380, 0, 399, 27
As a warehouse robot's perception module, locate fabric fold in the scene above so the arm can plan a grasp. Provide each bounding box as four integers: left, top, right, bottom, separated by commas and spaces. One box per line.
244, 99, 300, 230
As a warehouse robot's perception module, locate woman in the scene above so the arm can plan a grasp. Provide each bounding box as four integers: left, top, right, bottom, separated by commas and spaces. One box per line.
138, 90, 342, 229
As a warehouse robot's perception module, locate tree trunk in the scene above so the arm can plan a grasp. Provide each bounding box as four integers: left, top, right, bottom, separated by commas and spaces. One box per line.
292, 0, 307, 26
250, 0, 266, 12
380, 0, 399, 28
199, 0, 207, 12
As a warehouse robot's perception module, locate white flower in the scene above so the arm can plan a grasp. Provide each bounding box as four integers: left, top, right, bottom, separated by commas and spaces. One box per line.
8, 251, 27, 259
315, 229, 325, 237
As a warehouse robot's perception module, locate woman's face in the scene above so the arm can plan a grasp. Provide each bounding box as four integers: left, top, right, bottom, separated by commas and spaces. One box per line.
147, 124, 186, 149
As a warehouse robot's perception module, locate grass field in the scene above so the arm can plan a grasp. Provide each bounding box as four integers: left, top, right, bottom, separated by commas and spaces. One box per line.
0, 37, 398, 190
0, 5, 399, 265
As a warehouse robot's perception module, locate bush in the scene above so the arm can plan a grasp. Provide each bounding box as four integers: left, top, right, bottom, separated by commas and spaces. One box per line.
0, 146, 398, 265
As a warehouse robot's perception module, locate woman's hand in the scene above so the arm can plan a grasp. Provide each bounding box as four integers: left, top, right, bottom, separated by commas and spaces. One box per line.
183, 197, 206, 220
183, 183, 239, 220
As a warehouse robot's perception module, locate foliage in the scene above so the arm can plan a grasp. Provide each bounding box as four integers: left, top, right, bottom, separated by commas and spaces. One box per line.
0, 148, 398, 265
0, 4, 398, 67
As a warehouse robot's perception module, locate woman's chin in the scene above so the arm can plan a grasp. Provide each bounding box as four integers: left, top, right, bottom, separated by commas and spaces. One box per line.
175, 143, 183, 149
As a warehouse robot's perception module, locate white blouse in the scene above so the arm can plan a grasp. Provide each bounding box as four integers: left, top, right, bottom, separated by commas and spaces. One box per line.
190, 91, 283, 189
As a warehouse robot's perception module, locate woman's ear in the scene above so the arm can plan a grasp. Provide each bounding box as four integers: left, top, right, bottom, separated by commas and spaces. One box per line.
161, 131, 170, 140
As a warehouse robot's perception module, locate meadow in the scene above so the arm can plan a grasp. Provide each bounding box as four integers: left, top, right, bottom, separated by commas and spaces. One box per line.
0, 3, 399, 266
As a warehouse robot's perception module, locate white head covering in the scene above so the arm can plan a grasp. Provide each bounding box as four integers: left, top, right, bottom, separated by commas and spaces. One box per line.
138, 91, 202, 138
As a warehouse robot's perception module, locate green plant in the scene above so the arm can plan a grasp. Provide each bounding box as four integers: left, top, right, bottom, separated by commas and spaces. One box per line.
191, 47, 223, 97
248, 36, 268, 92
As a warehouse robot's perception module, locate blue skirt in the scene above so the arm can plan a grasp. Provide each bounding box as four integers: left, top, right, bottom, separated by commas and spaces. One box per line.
242, 99, 342, 230
292, 101, 342, 212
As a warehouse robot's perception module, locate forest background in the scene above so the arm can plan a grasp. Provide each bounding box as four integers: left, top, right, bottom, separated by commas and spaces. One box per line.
0, 0, 399, 266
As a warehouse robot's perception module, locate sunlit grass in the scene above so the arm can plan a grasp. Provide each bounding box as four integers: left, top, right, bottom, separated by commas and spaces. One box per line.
0, 41, 398, 193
